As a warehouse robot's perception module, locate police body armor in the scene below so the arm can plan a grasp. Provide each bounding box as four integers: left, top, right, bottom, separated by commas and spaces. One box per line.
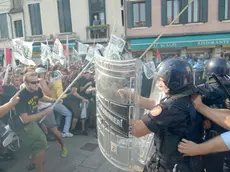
144, 95, 203, 172
198, 79, 230, 172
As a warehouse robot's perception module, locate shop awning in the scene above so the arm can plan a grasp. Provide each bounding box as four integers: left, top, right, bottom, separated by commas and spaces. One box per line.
130, 33, 230, 50
33, 42, 76, 52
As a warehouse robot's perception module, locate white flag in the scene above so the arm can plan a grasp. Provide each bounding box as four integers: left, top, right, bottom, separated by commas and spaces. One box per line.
109, 35, 126, 53
72, 48, 81, 61
41, 43, 53, 65
143, 62, 156, 79
78, 42, 89, 55
12, 39, 35, 66
85, 47, 95, 61
52, 39, 64, 61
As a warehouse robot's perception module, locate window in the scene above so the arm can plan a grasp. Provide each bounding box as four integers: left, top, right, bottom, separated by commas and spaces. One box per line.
133, 2, 146, 27
14, 20, 23, 38
161, 0, 208, 26
224, 0, 230, 20
166, 0, 180, 24
57, 0, 72, 33
127, 0, 151, 28
219, 0, 230, 21
188, 0, 200, 23
28, 3, 43, 35
88, 0, 106, 25
0, 14, 9, 39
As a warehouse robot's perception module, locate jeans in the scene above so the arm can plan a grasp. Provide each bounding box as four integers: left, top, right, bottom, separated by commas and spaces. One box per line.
53, 104, 72, 133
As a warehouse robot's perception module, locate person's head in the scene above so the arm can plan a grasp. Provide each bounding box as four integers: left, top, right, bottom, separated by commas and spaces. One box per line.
23, 72, 40, 92
204, 57, 230, 79
35, 66, 47, 79
94, 15, 98, 20
156, 58, 193, 95
11, 75, 22, 88
82, 71, 90, 79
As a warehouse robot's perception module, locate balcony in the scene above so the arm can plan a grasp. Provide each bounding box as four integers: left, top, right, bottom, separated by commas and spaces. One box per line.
86, 24, 110, 41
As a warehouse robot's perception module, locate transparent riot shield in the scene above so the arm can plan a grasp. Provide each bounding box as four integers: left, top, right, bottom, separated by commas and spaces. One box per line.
95, 55, 155, 171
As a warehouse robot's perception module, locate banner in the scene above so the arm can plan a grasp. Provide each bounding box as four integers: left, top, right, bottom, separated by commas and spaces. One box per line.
52, 39, 64, 61
41, 43, 53, 65
72, 48, 81, 61
78, 42, 89, 55
12, 39, 35, 66
85, 47, 95, 61
108, 35, 126, 53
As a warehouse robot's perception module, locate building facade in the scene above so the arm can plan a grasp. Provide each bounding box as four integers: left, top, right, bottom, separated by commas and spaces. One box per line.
0, 0, 125, 57
125, 0, 230, 59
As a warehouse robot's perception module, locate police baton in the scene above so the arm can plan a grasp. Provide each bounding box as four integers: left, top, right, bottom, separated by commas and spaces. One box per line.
211, 73, 230, 99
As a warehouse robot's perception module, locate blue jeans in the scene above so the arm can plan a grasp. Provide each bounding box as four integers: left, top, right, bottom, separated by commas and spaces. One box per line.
53, 103, 72, 133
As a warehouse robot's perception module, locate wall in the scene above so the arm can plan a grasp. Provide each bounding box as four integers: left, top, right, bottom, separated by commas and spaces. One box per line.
127, 0, 230, 37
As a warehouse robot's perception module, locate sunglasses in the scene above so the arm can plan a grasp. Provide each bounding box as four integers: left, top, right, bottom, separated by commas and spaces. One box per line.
28, 81, 39, 85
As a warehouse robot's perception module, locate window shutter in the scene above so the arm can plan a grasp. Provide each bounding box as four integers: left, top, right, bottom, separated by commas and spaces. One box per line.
0, 14, 9, 39
199, 0, 208, 22
29, 4, 42, 35
145, 0, 152, 27
180, 0, 188, 24
63, 0, 72, 32
127, 2, 134, 28
218, 0, 225, 21
161, 0, 167, 26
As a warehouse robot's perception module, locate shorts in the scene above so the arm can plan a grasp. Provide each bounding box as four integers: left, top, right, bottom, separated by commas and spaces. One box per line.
42, 112, 57, 129
63, 99, 81, 119
17, 122, 47, 156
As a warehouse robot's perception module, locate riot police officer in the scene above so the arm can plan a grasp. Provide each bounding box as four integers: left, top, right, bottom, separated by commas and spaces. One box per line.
198, 57, 230, 172
119, 58, 203, 172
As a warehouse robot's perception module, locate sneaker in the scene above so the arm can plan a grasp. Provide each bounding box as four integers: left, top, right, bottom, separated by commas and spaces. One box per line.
61, 146, 68, 158
62, 132, 73, 138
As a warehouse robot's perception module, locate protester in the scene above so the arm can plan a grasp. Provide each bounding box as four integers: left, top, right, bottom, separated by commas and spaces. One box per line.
35, 66, 73, 138
15, 72, 52, 172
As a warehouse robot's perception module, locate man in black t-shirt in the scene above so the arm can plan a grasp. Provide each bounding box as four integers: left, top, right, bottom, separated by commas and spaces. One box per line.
15, 72, 52, 172
70, 71, 91, 135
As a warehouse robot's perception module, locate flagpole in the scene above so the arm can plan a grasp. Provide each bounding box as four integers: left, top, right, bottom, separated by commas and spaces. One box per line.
66, 35, 69, 68
139, 0, 194, 60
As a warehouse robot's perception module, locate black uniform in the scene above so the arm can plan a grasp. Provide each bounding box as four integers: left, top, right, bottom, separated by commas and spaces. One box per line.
198, 79, 230, 172
199, 57, 230, 172
141, 58, 203, 172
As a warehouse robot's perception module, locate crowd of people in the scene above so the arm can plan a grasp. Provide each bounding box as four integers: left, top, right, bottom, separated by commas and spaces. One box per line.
0, 60, 97, 172
1, 55, 230, 172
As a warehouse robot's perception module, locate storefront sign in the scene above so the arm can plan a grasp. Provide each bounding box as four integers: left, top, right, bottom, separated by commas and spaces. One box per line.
130, 34, 230, 50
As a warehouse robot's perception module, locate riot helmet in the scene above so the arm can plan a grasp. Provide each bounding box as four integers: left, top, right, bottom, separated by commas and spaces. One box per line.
156, 58, 194, 95
204, 57, 230, 77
